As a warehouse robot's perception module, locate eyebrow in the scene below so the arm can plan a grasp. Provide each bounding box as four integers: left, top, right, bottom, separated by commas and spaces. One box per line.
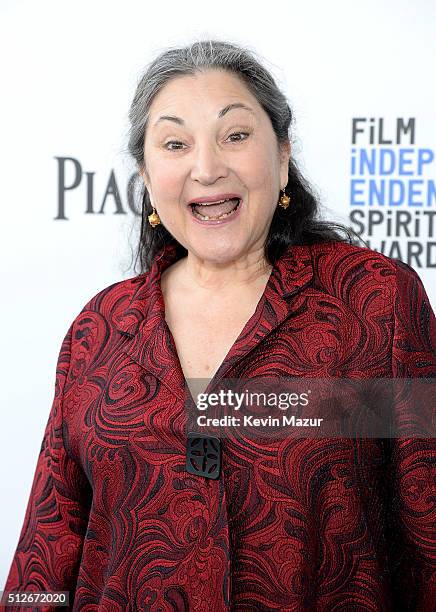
153, 102, 255, 127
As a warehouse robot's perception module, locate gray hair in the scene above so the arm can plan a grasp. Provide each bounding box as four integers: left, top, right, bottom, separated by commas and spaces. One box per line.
126, 39, 357, 274
127, 39, 292, 171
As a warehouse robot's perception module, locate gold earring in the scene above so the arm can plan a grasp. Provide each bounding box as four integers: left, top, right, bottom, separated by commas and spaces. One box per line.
148, 206, 161, 227
278, 188, 290, 209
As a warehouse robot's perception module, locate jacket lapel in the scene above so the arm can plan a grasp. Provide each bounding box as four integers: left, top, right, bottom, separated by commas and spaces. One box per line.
206, 244, 314, 388
115, 242, 314, 399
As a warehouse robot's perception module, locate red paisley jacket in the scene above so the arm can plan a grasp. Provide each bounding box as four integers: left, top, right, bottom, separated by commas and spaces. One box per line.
3, 240, 436, 611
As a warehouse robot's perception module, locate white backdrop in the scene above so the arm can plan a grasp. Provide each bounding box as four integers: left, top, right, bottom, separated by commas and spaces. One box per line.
1, 0, 435, 586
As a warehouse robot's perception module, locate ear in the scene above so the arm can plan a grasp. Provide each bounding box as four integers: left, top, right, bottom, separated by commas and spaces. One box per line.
139, 168, 154, 206
280, 140, 291, 188
139, 167, 149, 190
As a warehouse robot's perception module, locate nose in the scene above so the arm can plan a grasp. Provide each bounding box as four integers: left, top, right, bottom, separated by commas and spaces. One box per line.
190, 140, 229, 184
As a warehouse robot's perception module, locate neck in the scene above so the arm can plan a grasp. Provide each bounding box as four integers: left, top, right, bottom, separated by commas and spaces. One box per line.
165, 246, 272, 294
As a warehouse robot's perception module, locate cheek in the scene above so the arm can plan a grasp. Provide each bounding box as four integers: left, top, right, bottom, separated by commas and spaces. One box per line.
146, 166, 184, 206
149, 172, 185, 227
238, 146, 280, 190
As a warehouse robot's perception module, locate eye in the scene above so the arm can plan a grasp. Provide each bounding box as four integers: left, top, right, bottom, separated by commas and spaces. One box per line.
227, 131, 250, 143
163, 130, 251, 151
164, 140, 185, 151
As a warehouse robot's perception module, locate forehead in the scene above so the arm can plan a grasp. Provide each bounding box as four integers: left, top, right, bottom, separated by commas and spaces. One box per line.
148, 69, 260, 119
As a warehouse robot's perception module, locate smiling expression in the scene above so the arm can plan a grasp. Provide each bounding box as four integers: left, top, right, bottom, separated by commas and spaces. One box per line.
141, 69, 290, 264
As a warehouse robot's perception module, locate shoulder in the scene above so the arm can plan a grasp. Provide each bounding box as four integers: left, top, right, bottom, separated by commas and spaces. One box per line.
308, 240, 421, 296
67, 272, 150, 350
78, 273, 148, 317
309, 239, 396, 270
307, 239, 434, 333
54, 272, 150, 396
305, 241, 435, 374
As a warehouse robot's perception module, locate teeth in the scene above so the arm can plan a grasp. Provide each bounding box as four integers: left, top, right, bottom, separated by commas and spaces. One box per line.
193, 198, 236, 206
191, 199, 240, 221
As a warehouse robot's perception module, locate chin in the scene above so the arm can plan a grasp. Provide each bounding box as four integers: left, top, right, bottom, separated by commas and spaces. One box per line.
188, 238, 245, 264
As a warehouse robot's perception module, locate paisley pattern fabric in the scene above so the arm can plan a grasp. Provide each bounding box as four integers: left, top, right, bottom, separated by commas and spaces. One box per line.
3, 240, 436, 611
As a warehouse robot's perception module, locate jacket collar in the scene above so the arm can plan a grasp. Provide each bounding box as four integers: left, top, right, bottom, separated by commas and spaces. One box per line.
115, 241, 314, 399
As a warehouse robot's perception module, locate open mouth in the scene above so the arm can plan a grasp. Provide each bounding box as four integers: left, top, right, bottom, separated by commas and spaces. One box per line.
190, 197, 241, 221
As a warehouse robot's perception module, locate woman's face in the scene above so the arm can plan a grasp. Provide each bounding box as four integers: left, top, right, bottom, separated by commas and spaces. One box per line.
141, 69, 290, 264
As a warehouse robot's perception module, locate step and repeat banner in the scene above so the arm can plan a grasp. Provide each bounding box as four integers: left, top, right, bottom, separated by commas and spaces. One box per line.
1, 0, 435, 585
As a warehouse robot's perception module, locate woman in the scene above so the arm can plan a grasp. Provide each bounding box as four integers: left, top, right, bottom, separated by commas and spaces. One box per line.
4, 40, 435, 611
